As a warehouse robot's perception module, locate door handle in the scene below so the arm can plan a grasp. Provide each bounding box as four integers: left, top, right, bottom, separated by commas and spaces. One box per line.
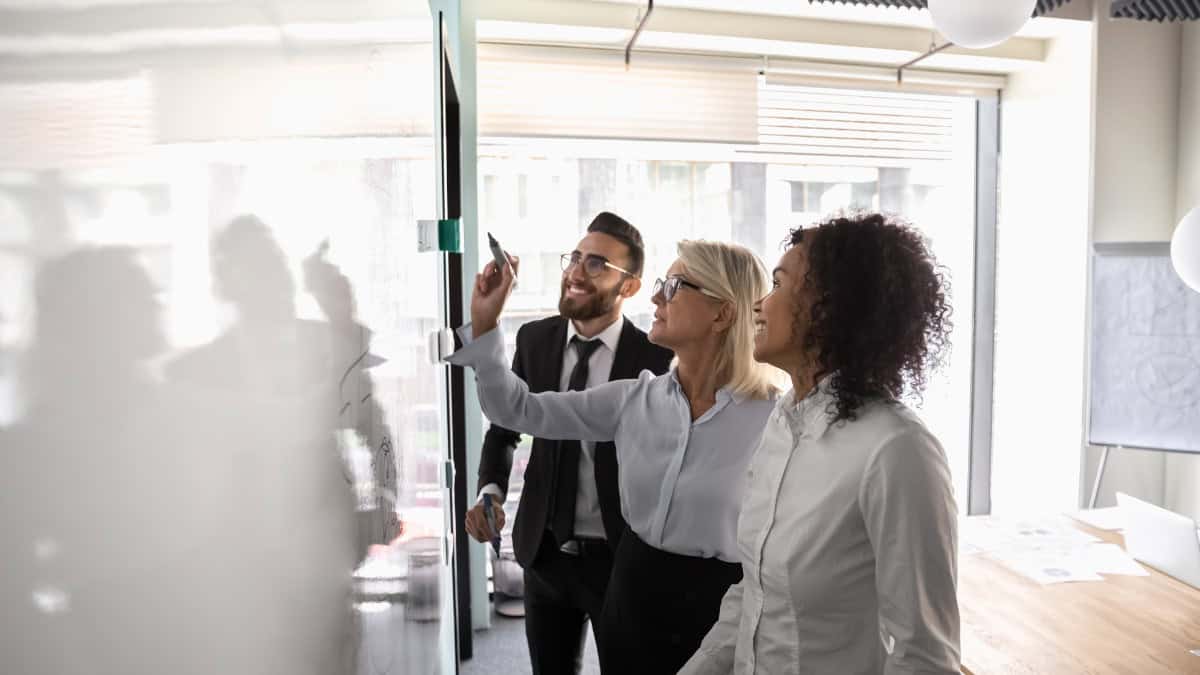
427, 327, 456, 364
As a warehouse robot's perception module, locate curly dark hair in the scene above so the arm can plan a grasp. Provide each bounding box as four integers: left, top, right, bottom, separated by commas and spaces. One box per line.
786, 212, 952, 424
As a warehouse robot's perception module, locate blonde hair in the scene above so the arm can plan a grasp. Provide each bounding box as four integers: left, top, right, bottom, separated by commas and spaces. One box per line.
676, 240, 782, 401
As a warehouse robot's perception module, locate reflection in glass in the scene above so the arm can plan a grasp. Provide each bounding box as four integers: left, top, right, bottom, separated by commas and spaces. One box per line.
0, 1, 453, 672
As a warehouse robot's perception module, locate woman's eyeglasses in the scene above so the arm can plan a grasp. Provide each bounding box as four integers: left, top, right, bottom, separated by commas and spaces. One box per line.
561, 252, 633, 278
651, 276, 722, 303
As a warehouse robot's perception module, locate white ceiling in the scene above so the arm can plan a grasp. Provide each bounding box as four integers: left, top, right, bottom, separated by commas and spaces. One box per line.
590, 0, 1092, 38
476, 0, 1078, 74
0, 0, 1091, 75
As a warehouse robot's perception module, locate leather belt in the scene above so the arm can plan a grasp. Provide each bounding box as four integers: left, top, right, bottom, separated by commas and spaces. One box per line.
558, 537, 611, 558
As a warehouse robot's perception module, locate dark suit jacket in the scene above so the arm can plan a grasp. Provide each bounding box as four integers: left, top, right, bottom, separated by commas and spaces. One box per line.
477, 315, 673, 568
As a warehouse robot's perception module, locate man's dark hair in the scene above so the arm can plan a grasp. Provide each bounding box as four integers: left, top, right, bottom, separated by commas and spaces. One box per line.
587, 211, 645, 277
786, 212, 952, 424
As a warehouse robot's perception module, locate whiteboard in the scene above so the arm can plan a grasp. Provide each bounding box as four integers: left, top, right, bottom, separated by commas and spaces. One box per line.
1088, 243, 1200, 453
0, 2, 454, 672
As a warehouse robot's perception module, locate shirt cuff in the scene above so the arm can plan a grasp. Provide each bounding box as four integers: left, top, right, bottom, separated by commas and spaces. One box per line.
476, 484, 505, 504
455, 323, 476, 346
444, 323, 505, 370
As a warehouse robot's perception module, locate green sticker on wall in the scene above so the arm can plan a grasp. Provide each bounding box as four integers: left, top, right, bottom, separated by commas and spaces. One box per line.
438, 218, 461, 253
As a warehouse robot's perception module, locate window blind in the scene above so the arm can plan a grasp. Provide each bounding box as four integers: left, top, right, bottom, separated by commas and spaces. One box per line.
0, 77, 153, 170
477, 44, 761, 144
0, 44, 435, 169
744, 78, 971, 167
153, 44, 434, 143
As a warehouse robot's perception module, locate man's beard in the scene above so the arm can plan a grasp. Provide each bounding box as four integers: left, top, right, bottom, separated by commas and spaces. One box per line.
558, 280, 622, 321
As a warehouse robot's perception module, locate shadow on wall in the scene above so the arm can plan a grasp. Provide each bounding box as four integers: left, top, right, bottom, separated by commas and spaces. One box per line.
0, 214, 404, 674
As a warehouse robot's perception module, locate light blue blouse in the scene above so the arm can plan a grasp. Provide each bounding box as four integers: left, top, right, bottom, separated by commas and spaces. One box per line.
448, 326, 775, 563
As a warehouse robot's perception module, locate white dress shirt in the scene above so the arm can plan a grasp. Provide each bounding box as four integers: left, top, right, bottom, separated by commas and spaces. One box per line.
476, 317, 622, 539
680, 382, 960, 675
450, 326, 775, 562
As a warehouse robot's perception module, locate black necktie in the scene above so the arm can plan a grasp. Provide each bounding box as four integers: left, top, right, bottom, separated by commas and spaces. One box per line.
551, 336, 603, 544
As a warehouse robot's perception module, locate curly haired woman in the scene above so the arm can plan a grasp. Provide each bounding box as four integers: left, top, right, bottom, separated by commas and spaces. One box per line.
681, 212, 961, 675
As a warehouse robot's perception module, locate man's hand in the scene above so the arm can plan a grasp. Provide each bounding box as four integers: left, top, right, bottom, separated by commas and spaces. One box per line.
464, 499, 506, 544
471, 257, 519, 339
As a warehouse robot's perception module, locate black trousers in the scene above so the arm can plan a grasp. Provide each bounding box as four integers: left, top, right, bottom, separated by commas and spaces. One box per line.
524, 531, 614, 675
598, 527, 743, 675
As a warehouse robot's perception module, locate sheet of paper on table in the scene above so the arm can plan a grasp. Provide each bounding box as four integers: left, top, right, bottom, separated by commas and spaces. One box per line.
960, 515, 1101, 555
989, 551, 1105, 584
1083, 543, 1148, 577
960, 515, 1146, 584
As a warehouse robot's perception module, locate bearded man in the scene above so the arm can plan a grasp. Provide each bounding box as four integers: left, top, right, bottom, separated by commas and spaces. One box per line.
463, 212, 673, 674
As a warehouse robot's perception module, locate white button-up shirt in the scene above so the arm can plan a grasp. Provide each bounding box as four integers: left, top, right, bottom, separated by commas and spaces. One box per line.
477, 317, 623, 539
449, 325, 775, 562
680, 383, 960, 675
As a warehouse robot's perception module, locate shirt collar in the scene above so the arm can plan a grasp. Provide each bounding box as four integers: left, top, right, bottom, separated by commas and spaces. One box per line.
723, 387, 747, 405
565, 316, 623, 354
779, 374, 837, 440
666, 368, 745, 421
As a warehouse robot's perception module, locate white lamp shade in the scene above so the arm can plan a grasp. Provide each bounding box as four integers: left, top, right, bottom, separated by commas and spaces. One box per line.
1171, 207, 1200, 293
927, 0, 1038, 49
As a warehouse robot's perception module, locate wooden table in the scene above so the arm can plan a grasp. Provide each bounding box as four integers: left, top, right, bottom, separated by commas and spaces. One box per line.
959, 517, 1200, 674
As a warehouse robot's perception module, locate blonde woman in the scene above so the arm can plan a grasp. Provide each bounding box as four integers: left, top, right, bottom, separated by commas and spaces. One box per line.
448, 240, 780, 674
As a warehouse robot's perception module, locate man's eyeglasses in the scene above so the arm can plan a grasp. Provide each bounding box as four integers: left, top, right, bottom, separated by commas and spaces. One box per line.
652, 276, 723, 303
561, 252, 633, 278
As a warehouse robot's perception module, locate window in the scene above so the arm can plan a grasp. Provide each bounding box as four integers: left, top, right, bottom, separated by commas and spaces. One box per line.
477, 81, 980, 506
